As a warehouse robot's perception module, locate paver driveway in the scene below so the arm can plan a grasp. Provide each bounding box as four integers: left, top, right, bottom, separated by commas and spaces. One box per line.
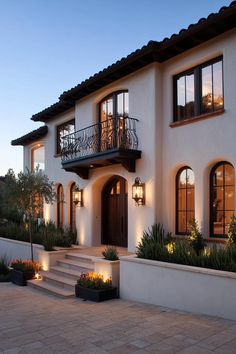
0, 283, 236, 354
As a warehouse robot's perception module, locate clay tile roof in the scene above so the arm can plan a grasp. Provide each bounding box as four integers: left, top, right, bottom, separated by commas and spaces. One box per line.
30, 1, 236, 123
11, 126, 48, 146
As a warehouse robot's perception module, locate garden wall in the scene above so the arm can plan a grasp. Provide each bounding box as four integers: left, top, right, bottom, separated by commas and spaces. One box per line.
120, 255, 236, 321
0, 237, 43, 262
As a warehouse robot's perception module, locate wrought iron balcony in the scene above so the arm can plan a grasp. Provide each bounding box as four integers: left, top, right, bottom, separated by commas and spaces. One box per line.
61, 116, 141, 179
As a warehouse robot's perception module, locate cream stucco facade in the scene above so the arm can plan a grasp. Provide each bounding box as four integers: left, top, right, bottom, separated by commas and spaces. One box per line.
19, 22, 236, 252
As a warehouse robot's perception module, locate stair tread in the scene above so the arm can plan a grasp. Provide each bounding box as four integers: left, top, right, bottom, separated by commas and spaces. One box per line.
66, 253, 95, 261
28, 280, 74, 297
40, 271, 77, 286
50, 266, 82, 277
58, 258, 94, 270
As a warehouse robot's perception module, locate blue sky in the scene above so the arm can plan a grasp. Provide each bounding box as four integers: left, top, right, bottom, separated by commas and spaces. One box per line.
0, 0, 232, 176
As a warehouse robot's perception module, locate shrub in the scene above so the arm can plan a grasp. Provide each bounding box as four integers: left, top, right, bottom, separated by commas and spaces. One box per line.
188, 219, 206, 256
136, 223, 172, 260
0, 256, 10, 282
11, 259, 41, 274
102, 246, 119, 261
77, 272, 112, 290
226, 215, 236, 247
40, 222, 57, 251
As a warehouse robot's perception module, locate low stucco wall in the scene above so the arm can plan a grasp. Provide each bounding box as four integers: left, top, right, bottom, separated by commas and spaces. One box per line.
0, 237, 44, 262
120, 255, 236, 321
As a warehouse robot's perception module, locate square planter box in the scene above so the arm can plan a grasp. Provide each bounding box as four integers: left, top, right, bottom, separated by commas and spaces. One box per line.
10, 269, 34, 286
75, 284, 117, 302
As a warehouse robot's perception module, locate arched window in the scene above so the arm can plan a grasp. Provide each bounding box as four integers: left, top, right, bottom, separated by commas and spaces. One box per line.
176, 167, 195, 234
57, 184, 64, 228
99, 91, 129, 151
210, 162, 235, 238
70, 183, 76, 230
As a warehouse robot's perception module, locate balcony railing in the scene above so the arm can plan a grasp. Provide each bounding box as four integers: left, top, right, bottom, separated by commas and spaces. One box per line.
61, 116, 139, 164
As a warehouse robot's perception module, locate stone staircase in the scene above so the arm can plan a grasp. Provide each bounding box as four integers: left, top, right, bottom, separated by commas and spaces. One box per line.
28, 253, 95, 298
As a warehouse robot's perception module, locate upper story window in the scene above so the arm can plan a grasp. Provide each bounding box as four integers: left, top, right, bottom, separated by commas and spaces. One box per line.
174, 57, 223, 122
56, 119, 75, 154
31, 145, 45, 172
100, 91, 129, 122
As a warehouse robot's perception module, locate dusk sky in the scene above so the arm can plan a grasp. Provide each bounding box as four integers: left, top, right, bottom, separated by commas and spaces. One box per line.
0, 0, 232, 176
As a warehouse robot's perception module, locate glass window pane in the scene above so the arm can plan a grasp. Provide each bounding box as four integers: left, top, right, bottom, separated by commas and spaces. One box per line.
177, 76, 185, 120
32, 146, 45, 172
185, 73, 195, 118
187, 189, 194, 211
178, 212, 186, 233
187, 169, 194, 187
213, 187, 224, 211
213, 212, 224, 236
117, 93, 124, 116
107, 98, 113, 118
124, 92, 129, 116
116, 181, 120, 194
214, 165, 224, 186
178, 169, 187, 188
213, 61, 223, 110
202, 64, 213, 113
225, 164, 235, 186
225, 211, 234, 227
225, 186, 235, 210
178, 189, 186, 211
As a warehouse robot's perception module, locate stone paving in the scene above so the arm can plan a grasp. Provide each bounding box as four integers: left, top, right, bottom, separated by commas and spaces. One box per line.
1, 283, 236, 354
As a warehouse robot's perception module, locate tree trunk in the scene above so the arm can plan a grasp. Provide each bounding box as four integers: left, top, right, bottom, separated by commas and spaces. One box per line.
29, 217, 34, 262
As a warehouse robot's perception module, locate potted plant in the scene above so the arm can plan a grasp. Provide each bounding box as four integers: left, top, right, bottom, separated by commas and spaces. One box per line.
75, 272, 117, 302
10, 259, 41, 286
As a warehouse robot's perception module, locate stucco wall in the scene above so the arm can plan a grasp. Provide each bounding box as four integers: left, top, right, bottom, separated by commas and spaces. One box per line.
161, 28, 236, 238
21, 27, 236, 250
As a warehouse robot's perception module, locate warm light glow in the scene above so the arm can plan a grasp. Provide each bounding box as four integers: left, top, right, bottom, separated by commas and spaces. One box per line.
44, 204, 51, 223
73, 186, 83, 207
132, 177, 145, 206
166, 242, 175, 254
35, 273, 42, 280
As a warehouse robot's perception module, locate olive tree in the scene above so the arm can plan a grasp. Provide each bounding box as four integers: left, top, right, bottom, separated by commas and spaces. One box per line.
6, 168, 55, 261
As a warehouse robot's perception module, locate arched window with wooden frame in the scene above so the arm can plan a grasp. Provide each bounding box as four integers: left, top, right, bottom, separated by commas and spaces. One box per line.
99, 90, 129, 151
210, 161, 235, 238
176, 167, 195, 234
57, 184, 64, 228
70, 182, 76, 230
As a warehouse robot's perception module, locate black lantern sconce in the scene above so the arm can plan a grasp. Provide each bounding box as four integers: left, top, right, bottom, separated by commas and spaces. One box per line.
73, 185, 83, 207
132, 177, 145, 206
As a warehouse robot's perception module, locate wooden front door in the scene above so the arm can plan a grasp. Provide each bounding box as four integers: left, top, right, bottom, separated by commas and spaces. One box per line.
102, 176, 128, 247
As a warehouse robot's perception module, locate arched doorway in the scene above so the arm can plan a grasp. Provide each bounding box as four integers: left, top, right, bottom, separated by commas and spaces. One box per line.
102, 176, 128, 247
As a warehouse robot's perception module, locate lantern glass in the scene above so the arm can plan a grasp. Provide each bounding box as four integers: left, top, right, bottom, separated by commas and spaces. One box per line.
73, 186, 83, 207
132, 178, 145, 206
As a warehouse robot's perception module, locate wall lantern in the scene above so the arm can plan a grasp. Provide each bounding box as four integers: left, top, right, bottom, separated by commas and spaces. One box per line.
73, 185, 83, 207
132, 177, 145, 206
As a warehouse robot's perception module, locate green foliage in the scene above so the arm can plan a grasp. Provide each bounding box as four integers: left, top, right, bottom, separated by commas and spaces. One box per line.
0, 256, 10, 275
136, 223, 172, 260
102, 246, 119, 261
188, 219, 206, 256
226, 215, 236, 247
0, 220, 78, 250
41, 222, 56, 251
136, 222, 236, 273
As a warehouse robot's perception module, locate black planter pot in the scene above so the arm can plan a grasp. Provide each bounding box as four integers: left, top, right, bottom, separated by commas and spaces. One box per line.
10, 269, 34, 286
75, 285, 117, 302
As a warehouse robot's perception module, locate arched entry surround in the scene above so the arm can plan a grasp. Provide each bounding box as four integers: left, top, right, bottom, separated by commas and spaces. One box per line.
102, 176, 128, 247
88, 173, 129, 248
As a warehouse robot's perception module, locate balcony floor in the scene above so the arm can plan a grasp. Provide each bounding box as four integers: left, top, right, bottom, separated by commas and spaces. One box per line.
62, 148, 142, 179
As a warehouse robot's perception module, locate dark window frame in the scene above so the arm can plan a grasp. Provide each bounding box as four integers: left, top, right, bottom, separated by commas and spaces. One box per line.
56, 119, 75, 155
210, 161, 235, 238
99, 90, 129, 123
173, 56, 224, 122
176, 166, 195, 235
70, 182, 76, 231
